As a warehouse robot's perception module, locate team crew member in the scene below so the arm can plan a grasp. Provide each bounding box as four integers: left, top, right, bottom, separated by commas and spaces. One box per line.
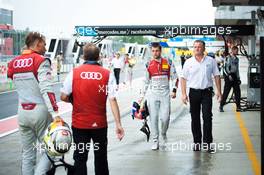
7, 32, 61, 175
180, 52, 186, 68
55, 51, 63, 82
141, 42, 178, 150
122, 53, 129, 85
123, 54, 136, 87
127, 56, 136, 87
61, 43, 124, 175
111, 52, 124, 87
181, 40, 222, 153
219, 46, 242, 112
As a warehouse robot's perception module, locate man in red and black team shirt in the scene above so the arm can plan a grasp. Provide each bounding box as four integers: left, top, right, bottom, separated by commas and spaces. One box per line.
61, 43, 124, 175
7, 32, 61, 175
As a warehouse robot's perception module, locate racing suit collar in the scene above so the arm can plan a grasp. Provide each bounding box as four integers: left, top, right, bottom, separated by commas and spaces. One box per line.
22, 49, 40, 55
83, 60, 101, 66
152, 57, 162, 63
22, 49, 33, 55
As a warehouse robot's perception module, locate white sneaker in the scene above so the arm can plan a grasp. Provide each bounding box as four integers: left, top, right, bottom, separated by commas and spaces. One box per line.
151, 141, 159, 150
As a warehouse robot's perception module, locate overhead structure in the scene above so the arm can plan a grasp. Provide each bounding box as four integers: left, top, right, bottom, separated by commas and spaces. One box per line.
212, 0, 264, 6
74, 25, 255, 38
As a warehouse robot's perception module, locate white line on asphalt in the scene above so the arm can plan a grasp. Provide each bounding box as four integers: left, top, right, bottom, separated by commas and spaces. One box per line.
0, 109, 73, 138
0, 108, 73, 124
0, 129, 19, 138
0, 105, 72, 138
0, 90, 16, 95
0, 76, 144, 138
0, 82, 62, 95
0, 115, 17, 122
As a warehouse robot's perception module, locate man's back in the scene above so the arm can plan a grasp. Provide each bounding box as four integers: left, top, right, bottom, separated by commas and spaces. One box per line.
72, 64, 110, 129
8, 50, 47, 104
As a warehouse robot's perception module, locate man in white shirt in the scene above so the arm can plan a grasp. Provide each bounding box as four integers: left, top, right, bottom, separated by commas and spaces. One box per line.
181, 40, 222, 153
111, 52, 124, 88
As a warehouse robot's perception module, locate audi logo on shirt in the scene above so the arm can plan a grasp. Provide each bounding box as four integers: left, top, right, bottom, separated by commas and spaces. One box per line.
80, 72, 103, 80
13, 58, 33, 68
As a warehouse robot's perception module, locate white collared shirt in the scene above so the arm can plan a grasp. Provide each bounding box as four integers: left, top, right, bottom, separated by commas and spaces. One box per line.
182, 56, 220, 89
111, 57, 124, 69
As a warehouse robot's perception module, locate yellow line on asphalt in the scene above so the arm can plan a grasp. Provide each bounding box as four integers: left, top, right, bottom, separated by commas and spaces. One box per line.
235, 110, 261, 175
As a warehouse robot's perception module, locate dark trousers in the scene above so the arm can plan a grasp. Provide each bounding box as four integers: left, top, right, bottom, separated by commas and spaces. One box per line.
181, 57, 185, 68
72, 127, 109, 175
189, 88, 213, 145
220, 77, 241, 109
113, 68, 121, 85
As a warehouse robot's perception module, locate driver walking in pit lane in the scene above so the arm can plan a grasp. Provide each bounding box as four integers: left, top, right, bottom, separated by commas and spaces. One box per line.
140, 42, 178, 150
7, 32, 61, 175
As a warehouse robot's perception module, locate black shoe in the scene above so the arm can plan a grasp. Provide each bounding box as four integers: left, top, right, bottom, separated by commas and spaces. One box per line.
202, 143, 216, 154
193, 143, 201, 151
207, 147, 216, 154
219, 106, 224, 112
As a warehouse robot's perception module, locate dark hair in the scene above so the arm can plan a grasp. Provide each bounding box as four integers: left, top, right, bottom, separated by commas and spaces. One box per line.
194, 40, 206, 48
83, 43, 100, 61
151, 42, 161, 50
232, 46, 238, 50
25, 32, 45, 48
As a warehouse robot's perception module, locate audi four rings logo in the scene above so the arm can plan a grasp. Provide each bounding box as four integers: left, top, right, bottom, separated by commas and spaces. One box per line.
80, 72, 103, 80
13, 58, 33, 68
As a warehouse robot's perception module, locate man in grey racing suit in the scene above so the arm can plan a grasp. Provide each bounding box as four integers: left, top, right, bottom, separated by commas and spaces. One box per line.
140, 42, 178, 150
7, 32, 61, 175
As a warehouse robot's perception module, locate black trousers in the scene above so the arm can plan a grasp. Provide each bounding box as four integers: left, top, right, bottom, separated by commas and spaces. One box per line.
189, 88, 213, 145
113, 68, 121, 85
72, 127, 109, 175
181, 58, 185, 68
220, 77, 241, 109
